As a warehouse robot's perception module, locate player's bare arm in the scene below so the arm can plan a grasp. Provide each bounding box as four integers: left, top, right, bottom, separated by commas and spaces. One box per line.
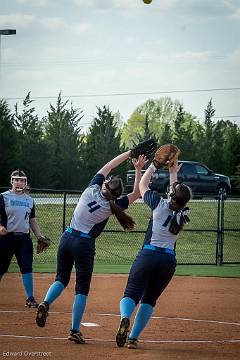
169, 150, 182, 187
30, 218, 43, 239
128, 155, 147, 204
97, 151, 131, 177
139, 163, 156, 198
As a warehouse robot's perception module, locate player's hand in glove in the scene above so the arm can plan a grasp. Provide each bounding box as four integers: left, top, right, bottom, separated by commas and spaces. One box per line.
37, 235, 51, 254
153, 144, 180, 169
130, 138, 157, 160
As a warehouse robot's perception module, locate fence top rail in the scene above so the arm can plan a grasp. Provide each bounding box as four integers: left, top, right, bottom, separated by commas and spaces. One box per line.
1, 187, 239, 199
0, 187, 83, 194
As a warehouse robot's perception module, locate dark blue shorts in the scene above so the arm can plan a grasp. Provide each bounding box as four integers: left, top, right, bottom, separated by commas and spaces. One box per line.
55, 231, 96, 295
123, 248, 176, 307
0, 233, 33, 275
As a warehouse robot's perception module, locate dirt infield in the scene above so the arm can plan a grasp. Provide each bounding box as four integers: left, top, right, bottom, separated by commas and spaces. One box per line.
0, 273, 240, 360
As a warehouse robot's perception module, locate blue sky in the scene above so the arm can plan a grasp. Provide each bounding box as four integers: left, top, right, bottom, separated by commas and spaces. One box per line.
0, 0, 240, 131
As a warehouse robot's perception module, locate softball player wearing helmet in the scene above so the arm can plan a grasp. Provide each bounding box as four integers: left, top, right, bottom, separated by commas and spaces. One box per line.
36, 151, 147, 344
116, 154, 192, 349
0, 170, 45, 307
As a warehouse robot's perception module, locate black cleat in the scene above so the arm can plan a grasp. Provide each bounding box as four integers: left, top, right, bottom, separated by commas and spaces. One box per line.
36, 301, 49, 327
127, 338, 138, 349
25, 296, 38, 308
68, 329, 86, 344
116, 317, 130, 347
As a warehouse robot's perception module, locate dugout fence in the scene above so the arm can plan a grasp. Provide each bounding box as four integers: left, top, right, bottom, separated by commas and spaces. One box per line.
0, 187, 239, 266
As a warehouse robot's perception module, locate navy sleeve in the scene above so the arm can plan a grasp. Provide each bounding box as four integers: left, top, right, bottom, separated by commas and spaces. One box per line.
88, 173, 105, 187
0, 194, 7, 227
143, 190, 161, 210
30, 202, 36, 219
0, 194, 4, 213
0, 194, 4, 224
115, 195, 129, 210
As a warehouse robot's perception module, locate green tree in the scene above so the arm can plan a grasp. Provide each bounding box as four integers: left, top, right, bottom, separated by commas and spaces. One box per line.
232, 164, 240, 193
0, 99, 17, 186
121, 97, 179, 148
14, 93, 46, 187
121, 111, 145, 148
223, 121, 240, 176
201, 99, 215, 167
81, 105, 122, 185
44, 93, 84, 189
134, 114, 157, 144
172, 104, 196, 160
210, 120, 227, 173
159, 122, 172, 145
192, 120, 205, 161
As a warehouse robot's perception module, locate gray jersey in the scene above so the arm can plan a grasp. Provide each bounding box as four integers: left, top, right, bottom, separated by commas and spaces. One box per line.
143, 190, 178, 250
0, 191, 35, 233
70, 184, 112, 233
69, 174, 129, 239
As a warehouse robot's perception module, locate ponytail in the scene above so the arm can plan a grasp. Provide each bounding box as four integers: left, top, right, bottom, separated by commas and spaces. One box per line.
169, 207, 190, 235
109, 200, 135, 231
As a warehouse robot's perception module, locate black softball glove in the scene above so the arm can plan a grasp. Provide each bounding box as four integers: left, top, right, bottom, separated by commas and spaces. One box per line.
130, 138, 157, 160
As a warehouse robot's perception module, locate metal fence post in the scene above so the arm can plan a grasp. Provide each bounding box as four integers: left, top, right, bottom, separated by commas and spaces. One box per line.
219, 193, 225, 266
62, 192, 67, 232
216, 193, 225, 266
216, 195, 221, 266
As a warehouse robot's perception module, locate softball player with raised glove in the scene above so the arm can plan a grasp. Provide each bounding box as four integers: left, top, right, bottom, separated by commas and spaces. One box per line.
116, 150, 192, 349
36, 150, 147, 344
0, 170, 47, 308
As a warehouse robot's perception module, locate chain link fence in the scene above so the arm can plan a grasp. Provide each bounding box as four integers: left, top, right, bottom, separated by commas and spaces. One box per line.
1, 187, 239, 266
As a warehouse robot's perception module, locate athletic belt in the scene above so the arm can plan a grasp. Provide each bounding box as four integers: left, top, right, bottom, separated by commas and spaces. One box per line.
143, 244, 175, 256
66, 226, 92, 239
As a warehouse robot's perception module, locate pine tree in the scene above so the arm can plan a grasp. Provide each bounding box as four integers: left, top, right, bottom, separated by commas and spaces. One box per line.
44, 93, 84, 189
172, 104, 195, 160
14, 92, 46, 187
81, 105, 122, 184
202, 98, 215, 167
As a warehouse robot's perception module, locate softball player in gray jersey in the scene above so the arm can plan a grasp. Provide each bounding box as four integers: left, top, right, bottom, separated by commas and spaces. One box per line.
36, 151, 147, 344
116, 153, 192, 349
0, 170, 45, 307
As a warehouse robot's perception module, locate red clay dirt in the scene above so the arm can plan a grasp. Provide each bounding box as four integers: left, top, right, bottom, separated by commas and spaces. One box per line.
0, 273, 239, 360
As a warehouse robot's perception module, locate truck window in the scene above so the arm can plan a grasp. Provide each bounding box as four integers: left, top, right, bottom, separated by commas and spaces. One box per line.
195, 164, 209, 175
180, 163, 197, 175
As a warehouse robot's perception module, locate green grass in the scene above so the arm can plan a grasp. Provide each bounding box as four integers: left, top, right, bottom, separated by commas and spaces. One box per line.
8, 263, 240, 278
174, 264, 240, 277
9, 197, 240, 277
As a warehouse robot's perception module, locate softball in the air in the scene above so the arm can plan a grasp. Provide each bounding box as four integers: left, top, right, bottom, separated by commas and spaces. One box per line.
143, 0, 152, 4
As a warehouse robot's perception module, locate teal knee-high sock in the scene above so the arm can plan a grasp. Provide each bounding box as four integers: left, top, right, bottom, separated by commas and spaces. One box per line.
120, 297, 136, 319
22, 273, 33, 299
71, 294, 87, 332
44, 281, 64, 305
129, 303, 153, 339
